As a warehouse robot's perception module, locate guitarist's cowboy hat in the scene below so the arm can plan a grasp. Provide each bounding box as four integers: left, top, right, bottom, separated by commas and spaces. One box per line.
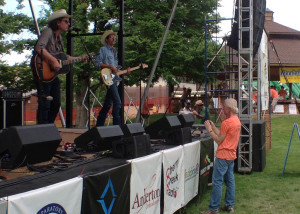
101, 30, 117, 46
48, 9, 72, 23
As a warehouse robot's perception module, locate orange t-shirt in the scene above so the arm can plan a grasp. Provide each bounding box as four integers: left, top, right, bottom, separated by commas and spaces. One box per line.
270, 88, 279, 99
216, 115, 241, 160
253, 92, 257, 102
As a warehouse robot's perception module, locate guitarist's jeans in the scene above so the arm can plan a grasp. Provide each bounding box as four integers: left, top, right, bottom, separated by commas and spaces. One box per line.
96, 83, 121, 126
36, 78, 61, 124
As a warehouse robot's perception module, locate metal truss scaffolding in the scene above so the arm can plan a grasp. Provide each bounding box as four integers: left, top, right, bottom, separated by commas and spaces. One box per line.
237, 0, 254, 173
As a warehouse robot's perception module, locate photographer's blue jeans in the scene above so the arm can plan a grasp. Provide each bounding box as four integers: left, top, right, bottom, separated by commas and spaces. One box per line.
209, 157, 235, 210
96, 83, 121, 126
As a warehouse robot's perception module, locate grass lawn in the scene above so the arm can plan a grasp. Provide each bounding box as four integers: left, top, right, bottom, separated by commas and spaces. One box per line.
183, 115, 300, 214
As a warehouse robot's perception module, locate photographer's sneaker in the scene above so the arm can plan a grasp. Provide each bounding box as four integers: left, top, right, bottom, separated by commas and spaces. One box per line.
220, 205, 234, 213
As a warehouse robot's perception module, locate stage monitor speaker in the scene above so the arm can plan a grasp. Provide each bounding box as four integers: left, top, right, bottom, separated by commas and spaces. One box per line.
0, 99, 23, 129
122, 123, 145, 137
0, 124, 61, 169
227, 0, 266, 57
74, 125, 124, 151
145, 116, 181, 139
165, 127, 192, 145
239, 120, 266, 172
177, 114, 195, 128
112, 134, 151, 158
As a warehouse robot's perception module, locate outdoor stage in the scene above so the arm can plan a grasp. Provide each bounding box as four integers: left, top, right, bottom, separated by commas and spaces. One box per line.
0, 125, 215, 214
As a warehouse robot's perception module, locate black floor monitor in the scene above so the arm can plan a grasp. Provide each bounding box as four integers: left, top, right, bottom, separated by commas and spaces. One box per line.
0, 124, 61, 169
74, 126, 124, 152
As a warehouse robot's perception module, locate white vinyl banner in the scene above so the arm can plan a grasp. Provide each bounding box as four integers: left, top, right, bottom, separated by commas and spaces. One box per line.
7, 177, 83, 214
258, 30, 269, 110
163, 146, 184, 214
183, 141, 200, 205
130, 152, 162, 214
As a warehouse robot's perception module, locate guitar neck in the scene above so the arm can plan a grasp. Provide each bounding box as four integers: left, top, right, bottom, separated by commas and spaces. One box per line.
117, 65, 140, 76
62, 56, 86, 66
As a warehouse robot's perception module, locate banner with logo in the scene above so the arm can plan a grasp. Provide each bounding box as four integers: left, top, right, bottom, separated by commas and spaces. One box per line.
7, 177, 82, 214
163, 146, 184, 214
81, 163, 131, 214
183, 141, 200, 205
258, 30, 269, 110
199, 138, 214, 198
162, 146, 184, 214
280, 67, 300, 83
130, 152, 162, 214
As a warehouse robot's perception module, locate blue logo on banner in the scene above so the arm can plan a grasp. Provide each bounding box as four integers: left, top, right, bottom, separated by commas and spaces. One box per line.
97, 177, 117, 214
36, 203, 67, 214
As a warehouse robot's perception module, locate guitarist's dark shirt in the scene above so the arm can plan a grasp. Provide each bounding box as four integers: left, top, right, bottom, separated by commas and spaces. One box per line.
35, 28, 64, 55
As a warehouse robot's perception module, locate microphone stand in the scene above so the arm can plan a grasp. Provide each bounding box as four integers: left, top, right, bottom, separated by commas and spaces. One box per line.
72, 29, 96, 130
132, 41, 144, 124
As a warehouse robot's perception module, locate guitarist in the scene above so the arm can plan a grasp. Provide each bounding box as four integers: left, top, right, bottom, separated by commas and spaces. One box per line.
95, 30, 131, 126
34, 9, 85, 124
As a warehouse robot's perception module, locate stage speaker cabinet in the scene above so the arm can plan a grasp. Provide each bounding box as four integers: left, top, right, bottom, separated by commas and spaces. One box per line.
122, 123, 145, 137
177, 114, 195, 128
165, 127, 192, 145
239, 120, 266, 172
112, 134, 151, 158
74, 125, 124, 152
227, 0, 266, 57
252, 120, 266, 172
145, 116, 181, 139
0, 124, 61, 169
0, 99, 24, 129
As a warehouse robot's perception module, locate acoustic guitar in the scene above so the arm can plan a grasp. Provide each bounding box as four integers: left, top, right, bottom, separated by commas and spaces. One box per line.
100, 64, 148, 86
31, 53, 92, 82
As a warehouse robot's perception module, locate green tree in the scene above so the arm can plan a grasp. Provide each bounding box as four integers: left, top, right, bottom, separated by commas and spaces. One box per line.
0, 0, 40, 91
124, 0, 223, 87
1, 0, 223, 126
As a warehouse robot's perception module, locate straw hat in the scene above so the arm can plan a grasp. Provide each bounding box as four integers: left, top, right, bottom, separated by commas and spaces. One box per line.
101, 30, 117, 45
195, 100, 204, 106
48, 9, 72, 23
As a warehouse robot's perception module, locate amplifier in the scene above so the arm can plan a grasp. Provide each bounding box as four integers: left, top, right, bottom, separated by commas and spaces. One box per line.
0, 89, 22, 99
0, 99, 24, 129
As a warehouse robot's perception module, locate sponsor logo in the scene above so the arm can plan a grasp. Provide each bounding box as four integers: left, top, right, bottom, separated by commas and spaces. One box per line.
204, 155, 211, 164
37, 203, 67, 214
131, 173, 160, 213
281, 70, 300, 77
166, 159, 180, 198
97, 177, 117, 214
200, 162, 214, 176
185, 163, 200, 181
